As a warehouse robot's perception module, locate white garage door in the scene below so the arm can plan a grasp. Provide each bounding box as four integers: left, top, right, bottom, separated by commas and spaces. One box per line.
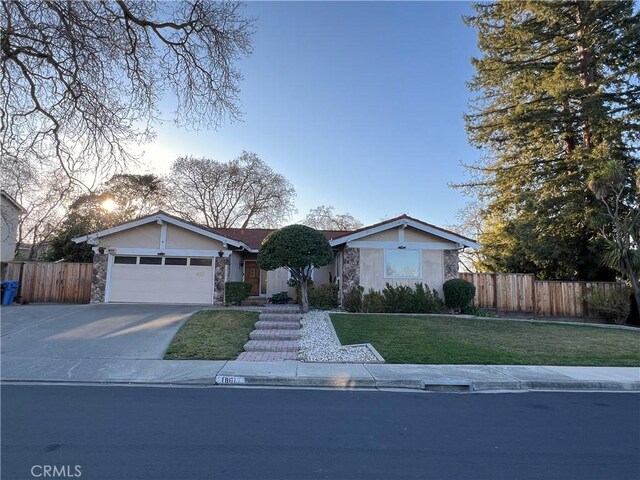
108, 256, 214, 304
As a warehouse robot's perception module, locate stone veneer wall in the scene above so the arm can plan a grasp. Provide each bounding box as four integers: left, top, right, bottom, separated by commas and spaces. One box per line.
214, 256, 230, 304
341, 247, 360, 302
443, 250, 459, 282
90, 253, 108, 303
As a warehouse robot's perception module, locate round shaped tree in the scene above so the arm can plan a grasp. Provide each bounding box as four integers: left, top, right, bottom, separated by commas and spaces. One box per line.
258, 225, 333, 313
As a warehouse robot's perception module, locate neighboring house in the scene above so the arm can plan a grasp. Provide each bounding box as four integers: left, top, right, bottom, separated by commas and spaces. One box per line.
1, 190, 26, 265
73, 211, 480, 305
14, 243, 50, 261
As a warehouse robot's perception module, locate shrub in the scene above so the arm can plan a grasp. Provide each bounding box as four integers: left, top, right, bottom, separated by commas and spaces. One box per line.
269, 291, 292, 304
379, 283, 444, 313
585, 287, 631, 325
224, 282, 252, 306
297, 283, 339, 309
443, 278, 476, 312
344, 286, 364, 312
362, 289, 386, 313
413, 283, 444, 313
381, 283, 415, 313
344, 283, 444, 313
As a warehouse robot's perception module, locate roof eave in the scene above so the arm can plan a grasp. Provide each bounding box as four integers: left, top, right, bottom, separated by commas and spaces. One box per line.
0, 191, 27, 214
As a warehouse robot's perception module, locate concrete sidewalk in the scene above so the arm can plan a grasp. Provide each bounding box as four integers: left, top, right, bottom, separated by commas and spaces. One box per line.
2, 356, 638, 391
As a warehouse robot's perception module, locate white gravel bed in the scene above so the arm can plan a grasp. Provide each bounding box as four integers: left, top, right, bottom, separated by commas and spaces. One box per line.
298, 310, 381, 363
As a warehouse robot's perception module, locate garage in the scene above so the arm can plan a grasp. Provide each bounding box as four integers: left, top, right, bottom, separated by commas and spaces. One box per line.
108, 256, 214, 304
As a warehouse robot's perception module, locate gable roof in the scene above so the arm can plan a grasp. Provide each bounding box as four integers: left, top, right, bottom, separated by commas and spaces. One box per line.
72, 211, 353, 252
328, 214, 481, 249
73, 211, 248, 250
0, 190, 26, 214
73, 211, 480, 252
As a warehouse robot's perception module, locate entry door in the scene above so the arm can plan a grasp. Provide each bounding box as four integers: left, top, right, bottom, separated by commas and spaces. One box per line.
244, 260, 260, 296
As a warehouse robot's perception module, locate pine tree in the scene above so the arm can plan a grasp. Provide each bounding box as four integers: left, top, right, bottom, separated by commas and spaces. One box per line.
460, 1, 639, 280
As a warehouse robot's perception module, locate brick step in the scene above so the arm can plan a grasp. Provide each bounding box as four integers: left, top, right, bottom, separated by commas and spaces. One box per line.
237, 351, 298, 361
259, 313, 302, 322
254, 320, 300, 330
250, 329, 301, 341
262, 306, 301, 314
243, 340, 299, 352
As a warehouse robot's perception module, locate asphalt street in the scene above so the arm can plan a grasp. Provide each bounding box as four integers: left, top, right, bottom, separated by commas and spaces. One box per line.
2, 385, 638, 480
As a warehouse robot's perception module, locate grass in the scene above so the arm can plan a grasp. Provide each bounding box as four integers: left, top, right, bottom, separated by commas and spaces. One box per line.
330, 314, 640, 366
164, 310, 258, 360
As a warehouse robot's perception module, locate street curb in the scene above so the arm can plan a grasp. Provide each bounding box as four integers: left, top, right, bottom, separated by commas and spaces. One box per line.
3, 357, 638, 393
210, 375, 640, 392
3, 377, 639, 392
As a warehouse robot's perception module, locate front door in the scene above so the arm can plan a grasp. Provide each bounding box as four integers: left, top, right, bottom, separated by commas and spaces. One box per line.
244, 260, 260, 296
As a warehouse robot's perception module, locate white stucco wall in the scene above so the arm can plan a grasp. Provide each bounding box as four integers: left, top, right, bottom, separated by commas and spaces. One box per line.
266, 267, 295, 298
1, 196, 21, 262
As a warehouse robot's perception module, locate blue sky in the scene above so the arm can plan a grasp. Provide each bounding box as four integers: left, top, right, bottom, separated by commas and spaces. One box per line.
139, 1, 481, 228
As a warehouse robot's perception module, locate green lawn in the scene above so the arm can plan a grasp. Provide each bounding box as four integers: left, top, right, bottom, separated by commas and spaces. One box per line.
330, 314, 640, 366
164, 310, 258, 360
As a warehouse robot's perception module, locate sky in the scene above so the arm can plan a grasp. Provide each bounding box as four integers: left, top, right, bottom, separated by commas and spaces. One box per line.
136, 1, 482, 228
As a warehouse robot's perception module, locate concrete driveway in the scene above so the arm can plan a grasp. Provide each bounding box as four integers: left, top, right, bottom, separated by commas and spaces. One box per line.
1, 304, 200, 361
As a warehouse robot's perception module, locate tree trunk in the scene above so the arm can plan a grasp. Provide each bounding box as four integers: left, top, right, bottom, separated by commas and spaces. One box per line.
575, 1, 595, 150
300, 282, 309, 313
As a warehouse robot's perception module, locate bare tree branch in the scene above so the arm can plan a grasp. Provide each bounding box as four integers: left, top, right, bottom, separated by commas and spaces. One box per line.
1, 0, 253, 251
166, 152, 296, 229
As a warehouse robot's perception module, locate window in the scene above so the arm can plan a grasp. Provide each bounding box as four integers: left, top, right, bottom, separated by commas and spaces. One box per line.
164, 257, 188, 266
139, 256, 162, 265
190, 258, 212, 267
384, 250, 421, 278
114, 256, 136, 264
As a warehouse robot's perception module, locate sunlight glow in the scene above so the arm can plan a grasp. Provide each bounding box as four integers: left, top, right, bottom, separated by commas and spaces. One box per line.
101, 198, 118, 212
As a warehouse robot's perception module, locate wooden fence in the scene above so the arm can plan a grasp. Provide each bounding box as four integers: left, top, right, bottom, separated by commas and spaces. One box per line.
4, 262, 92, 304
459, 272, 626, 318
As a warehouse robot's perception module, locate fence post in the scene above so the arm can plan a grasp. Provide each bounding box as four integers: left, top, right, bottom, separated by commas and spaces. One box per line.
15, 262, 25, 304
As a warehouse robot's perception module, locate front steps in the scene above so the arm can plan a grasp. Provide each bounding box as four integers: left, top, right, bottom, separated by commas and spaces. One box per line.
237, 305, 302, 362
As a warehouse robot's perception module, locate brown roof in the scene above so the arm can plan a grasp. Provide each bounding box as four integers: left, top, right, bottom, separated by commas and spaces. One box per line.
211, 227, 353, 250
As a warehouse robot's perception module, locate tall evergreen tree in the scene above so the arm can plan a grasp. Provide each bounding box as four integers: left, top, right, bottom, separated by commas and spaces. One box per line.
459, 1, 639, 280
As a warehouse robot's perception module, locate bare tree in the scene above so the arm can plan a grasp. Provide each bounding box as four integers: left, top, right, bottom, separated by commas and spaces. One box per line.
448, 201, 486, 273
3, 161, 80, 260
1, 0, 253, 251
166, 152, 296, 228
301, 205, 363, 231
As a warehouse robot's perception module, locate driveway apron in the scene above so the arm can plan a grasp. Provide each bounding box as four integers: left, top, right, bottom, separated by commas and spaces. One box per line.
1, 304, 200, 380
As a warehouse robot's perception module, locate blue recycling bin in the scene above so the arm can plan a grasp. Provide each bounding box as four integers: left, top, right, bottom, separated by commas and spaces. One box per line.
1, 280, 19, 305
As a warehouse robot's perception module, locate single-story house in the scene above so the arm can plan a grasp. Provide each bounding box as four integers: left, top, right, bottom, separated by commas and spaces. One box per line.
1, 190, 26, 267
73, 211, 480, 305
